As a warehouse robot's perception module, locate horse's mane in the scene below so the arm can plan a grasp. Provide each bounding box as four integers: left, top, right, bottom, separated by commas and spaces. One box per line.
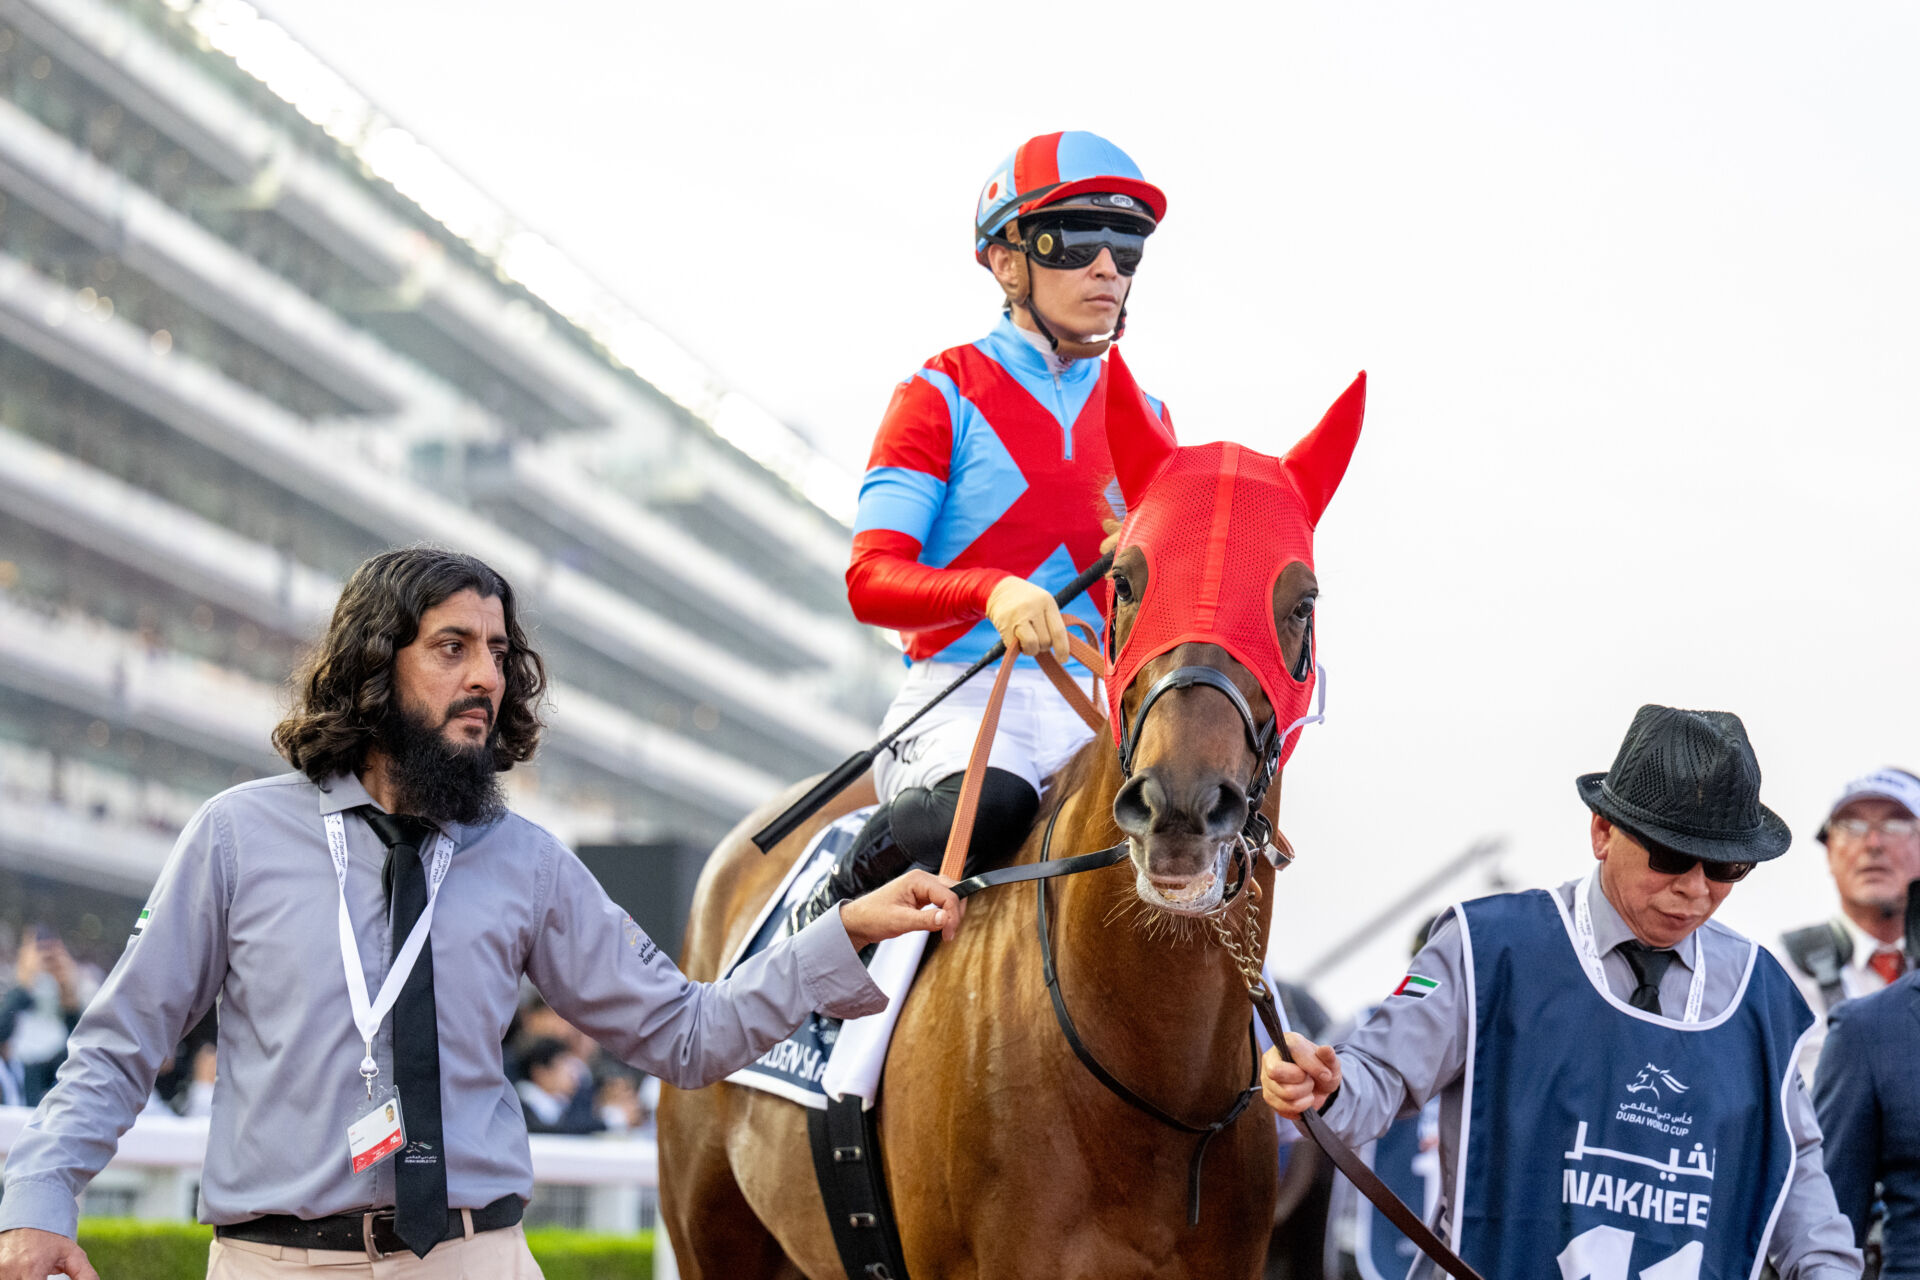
1033, 732, 1114, 862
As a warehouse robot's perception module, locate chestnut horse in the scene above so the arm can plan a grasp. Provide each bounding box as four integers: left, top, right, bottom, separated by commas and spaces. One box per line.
660, 355, 1364, 1280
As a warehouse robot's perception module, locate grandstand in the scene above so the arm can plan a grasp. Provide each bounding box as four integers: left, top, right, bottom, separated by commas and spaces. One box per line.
0, 0, 896, 958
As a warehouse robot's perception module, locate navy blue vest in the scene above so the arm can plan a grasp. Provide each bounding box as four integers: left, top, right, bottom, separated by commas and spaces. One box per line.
1357, 1103, 1440, 1280
1454, 889, 1810, 1280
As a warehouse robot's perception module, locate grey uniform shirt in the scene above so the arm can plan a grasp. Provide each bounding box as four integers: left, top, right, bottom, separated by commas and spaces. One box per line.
1325, 876, 1862, 1280
0, 772, 886, 1238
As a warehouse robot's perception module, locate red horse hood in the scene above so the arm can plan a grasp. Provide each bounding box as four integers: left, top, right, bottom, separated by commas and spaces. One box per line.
1102, 348, 1366, 768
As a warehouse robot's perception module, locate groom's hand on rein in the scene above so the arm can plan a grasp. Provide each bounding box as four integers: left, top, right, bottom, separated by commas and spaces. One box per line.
1261, 1033, 1341, 1120
839, 870, 965, 950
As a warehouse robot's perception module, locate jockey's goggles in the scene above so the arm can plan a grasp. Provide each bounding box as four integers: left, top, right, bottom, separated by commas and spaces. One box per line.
1021, 216, 1148, 276
1618, 822, 1756, 883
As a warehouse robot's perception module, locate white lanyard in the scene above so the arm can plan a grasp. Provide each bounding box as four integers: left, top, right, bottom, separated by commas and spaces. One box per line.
323, 811, 454, 1092
1574, 869, 1707, 1024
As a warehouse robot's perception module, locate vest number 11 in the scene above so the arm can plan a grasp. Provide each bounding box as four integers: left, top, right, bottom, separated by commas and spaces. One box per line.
1558, 1225, 1704, 1280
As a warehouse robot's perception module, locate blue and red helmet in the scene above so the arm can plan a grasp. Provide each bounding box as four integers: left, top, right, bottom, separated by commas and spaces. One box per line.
974, 131, 1166, 263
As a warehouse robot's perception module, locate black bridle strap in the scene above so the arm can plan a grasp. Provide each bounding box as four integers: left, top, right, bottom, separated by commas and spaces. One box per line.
947, 810, 1479, 1271
1252, 990, 1487, 1280
1122, 664, 1270, 776
954, 802, 1125, 902
1039, 870, 1259, 1227
951, 843, 1126, 900
999, 804, 1259, 1227
1121, 664, 1283, 853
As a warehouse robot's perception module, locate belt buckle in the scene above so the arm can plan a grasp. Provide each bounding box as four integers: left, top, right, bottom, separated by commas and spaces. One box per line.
361, 1209, 396, 1262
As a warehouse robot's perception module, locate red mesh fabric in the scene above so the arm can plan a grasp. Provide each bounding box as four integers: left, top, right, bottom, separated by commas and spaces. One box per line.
1106, 443, 1319, 764
1099, 348, 1365, 768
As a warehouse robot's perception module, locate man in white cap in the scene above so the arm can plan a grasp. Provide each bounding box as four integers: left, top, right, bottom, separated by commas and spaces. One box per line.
1779, 767, 1920, 1084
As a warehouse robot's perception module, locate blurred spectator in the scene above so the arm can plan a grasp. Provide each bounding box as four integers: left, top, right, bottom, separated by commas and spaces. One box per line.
593, 1072, 652, 1135
514, 998, 599, 1067
1779, 768, 1920, 1084
176, 1042, 218, 1118
4, 926, 95, 1105
0, 1043, 23, 1108
513, 1037, 602, 1135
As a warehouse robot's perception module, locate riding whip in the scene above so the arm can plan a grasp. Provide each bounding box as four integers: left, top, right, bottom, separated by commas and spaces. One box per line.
749, 551, 1113, 854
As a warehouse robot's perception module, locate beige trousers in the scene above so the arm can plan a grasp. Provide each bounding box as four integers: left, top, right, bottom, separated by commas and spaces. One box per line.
207, 1222, 543, 1278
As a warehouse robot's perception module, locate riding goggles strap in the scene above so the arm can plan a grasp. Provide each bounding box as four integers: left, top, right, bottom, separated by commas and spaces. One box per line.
974, 181, 1068, 249
323, 811, 454, 1086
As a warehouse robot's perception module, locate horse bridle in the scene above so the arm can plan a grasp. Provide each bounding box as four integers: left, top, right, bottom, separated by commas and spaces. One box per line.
944, 659, 1293, 1228
949, 629, 1484, 1279
1119, 663, 1290, 881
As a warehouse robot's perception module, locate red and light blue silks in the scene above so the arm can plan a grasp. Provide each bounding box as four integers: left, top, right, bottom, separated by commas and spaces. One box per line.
847, 317, 1172, 668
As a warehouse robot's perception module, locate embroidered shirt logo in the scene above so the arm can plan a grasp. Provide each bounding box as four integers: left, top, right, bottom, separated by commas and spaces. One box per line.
1624, 1063, 1691, 1100
622, 915, 658, 964
1391, 974, 1440, 1000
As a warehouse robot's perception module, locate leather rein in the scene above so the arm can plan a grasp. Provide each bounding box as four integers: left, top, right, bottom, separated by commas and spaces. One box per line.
935, 623, 1485, 1279
953, 806, 1259, 1228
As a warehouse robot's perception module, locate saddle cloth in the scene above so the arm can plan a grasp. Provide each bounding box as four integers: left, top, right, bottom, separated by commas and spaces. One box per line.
722, 807, 925, 1110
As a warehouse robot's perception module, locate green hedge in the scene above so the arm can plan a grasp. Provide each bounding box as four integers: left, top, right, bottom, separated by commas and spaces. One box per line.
75, 1220, 209, 1275
72, 1219, 652, 1277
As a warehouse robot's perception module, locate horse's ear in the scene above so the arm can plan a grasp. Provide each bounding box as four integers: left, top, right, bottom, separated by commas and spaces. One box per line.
1281, 372, 1366, 526
1105, 346, 1178, 507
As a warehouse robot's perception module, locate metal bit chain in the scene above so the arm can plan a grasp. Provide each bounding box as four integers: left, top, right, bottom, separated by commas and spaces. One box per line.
1208, 863, 1269, 1002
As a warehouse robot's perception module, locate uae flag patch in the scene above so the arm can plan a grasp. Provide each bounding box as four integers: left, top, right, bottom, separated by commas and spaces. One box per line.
1392, 973, 1439, 1000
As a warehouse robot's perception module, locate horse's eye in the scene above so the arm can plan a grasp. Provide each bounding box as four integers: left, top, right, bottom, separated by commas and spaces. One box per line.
1112, 572, 1135, 605
1290, 595, 1316, 623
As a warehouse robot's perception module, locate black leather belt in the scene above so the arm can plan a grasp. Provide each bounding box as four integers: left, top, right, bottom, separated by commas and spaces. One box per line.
215, 1193, 523, 1258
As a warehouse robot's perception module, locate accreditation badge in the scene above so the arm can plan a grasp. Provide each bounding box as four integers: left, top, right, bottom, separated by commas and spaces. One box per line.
346, 1085, 406, 1175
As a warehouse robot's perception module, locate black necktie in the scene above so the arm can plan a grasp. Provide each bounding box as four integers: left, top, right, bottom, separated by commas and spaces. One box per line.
1620, 941, 1676, 1014
361, 809, 447, 1258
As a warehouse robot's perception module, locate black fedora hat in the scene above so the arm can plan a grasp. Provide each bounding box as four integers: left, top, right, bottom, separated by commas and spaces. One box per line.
1576, 704, 1792, 864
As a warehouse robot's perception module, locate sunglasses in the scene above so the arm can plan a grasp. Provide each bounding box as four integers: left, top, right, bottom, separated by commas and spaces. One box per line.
1617, 823, 1755, 883
1023, 218, 1148, 276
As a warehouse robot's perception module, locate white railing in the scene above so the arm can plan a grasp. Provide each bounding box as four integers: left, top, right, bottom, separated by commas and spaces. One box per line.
0, 1105, 675, 1258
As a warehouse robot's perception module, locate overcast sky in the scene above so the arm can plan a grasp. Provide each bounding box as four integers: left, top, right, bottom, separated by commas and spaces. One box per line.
258, 0, 1920, 1015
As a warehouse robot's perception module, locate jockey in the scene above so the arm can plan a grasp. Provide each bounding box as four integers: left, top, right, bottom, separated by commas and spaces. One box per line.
794, 131, 1173, 928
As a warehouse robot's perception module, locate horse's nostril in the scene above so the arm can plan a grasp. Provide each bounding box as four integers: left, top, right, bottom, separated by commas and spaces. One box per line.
1204, 783, 1247, 839
1112, 773, 1161, 837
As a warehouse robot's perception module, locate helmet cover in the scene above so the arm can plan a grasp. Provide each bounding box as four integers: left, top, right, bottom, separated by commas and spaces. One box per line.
1102, 348, 1366, 769
975, 131, 1167, 263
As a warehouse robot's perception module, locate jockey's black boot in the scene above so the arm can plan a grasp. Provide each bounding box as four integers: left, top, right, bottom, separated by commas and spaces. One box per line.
890, 768, 1040, 882
787, 769, 1040, 936
788, 801, 912, 936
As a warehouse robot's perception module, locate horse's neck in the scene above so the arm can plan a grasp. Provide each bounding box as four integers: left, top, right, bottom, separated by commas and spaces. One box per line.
1042, 741, 1273, 1114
